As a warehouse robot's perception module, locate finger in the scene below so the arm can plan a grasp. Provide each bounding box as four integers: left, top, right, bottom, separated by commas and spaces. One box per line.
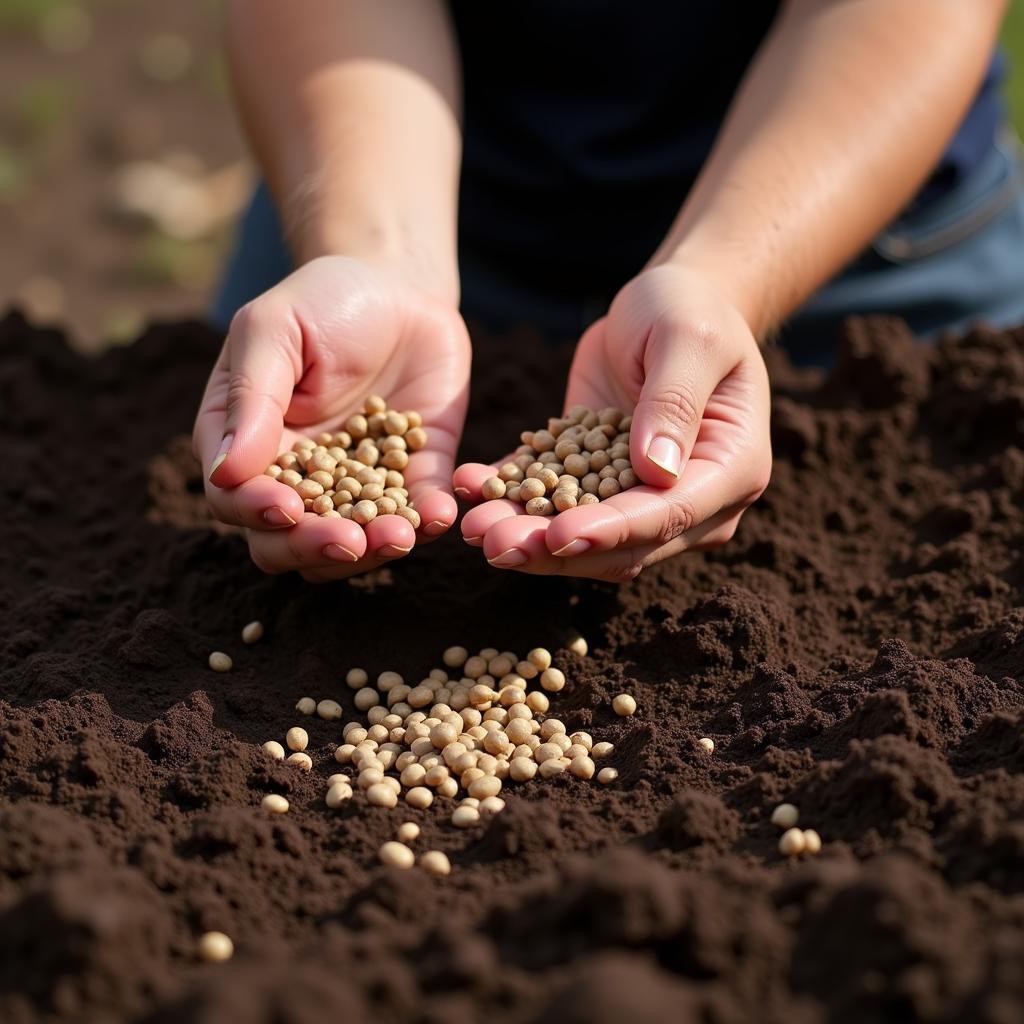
402, 422, 460, 538
203, 471, 306, 530
362, 514, 417, 560
630, 321, 734, 487
480, 514, 560, 573
543, 458, 733, 558
452, 461, 501, 503
461, 498, 521, 547
206, 301, 301, 488
410, 489, 458, 540
247, 514, 369, 573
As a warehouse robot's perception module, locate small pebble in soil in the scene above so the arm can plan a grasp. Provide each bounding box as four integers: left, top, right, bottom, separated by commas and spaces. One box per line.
208, 651, 232, 672
479, 406, 638, 515
295, 697, 316, 715
262, 740, 285, 760
397, 821, 420, 843
612, 693, 637, 717
379, 841, 415, 868
779, 827, 806, 857
197, 931, 234, 963
261, 794, 289, 814
286, 727, 308, 752
771, 804, 800, 829
241, 621, 264, 644
698, 737, 715, 754
266, 395, 426, 525
420, 850, 452, 876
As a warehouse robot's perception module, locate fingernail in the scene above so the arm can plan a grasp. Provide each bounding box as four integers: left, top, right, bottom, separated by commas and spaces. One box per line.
264, 506, 297, 527
552, 538, 591, 557
646, 435, 681, 476
488, 547, 528, 568
322, 543, 359, 563
423, 520, 449, 537
379, 544, 413, 558
454, 487, 471, 500
208, 433, 234, 481
464, 534, 483, 547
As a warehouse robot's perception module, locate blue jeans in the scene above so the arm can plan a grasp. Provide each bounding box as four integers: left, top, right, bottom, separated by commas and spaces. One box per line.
213, 137, 1024, 366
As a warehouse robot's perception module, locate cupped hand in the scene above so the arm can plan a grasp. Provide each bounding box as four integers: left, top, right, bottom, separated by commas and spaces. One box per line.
454, 265, 771, 581
194, 256, 470, 581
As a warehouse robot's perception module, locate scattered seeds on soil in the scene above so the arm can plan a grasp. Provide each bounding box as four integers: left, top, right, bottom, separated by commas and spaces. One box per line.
316, 699, 343, 721
612, 693, 637, 717
698, 737, 715, 754
208, 651, 232, 672
325, 783, 353, 808
262, 740, 285, 760
597, 767, 619, 785
295, 697, 316, 715
285, 727, 309, 752
261, 794, 289, 814
241, 621, 263, 644
286, 752, 313, 771
397, 821, 420, 843
771, 804, 800, 829
779, 827, 806, 857
420, 850, 451, 876
197, 931, 234, 963
802, 829, 822, 855
379, 841, 415, 869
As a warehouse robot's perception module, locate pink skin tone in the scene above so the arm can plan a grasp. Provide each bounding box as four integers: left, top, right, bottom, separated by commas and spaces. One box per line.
194, 256, 470, 582
455, 267, 772, 582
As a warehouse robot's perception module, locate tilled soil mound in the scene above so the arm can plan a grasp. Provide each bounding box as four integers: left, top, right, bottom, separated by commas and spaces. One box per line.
1, 310, 1023, 1024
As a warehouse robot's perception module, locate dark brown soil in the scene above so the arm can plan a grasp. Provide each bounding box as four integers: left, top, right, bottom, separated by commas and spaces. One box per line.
1, 310, 1023, 1024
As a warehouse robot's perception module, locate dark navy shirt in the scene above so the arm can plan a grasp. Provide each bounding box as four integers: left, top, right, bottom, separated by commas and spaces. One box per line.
450, 1, 1005, 305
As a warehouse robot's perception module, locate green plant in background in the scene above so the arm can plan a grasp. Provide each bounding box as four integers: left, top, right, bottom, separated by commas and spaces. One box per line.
1004, 1, 1024, 136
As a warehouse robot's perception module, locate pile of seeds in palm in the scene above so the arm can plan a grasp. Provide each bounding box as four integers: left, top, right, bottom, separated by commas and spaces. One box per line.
480, 405, 639, 515
260, 638, 628, 861
264, 394, 426, 528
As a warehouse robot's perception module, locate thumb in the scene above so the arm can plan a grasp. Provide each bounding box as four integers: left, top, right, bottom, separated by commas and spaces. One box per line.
207, 302, 301, 489
629, 324, 728, 487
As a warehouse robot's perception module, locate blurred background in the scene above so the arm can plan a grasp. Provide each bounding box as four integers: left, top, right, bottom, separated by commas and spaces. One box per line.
1, 0, 1023, 353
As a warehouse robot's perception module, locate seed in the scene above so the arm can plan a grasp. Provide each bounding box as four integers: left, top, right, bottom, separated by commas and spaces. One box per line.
262, 740, 285, 760
420, 850, 451, 876
479, 796, 505, 816
397, 821, 420, 843
261, 794, 289, 814
443, 646, 468, 668
367, 783, 399, 808
566, 634, 587, 656
538, 758, 568, 779
596, 767, 619, 785
802, 829, 822, 855
347, 668, 369, 689
241, 621, 264, 644
482, 477, 507, 500
198, 931, 234, 963
534, 742, 563, 763
438, 776, 459, 798
451, 805, 481, 829
509, 756, 538, 782
570, 755, 596, 779
612, 694, 637, 717
779, 827, 806, 857
697, 737, 715, 754
525, 496, 554, 516
770, 804, 800, 829
379, 840, 415, 868
287, 752, 313, 771
354, 688, 380, 711
527, 648, 552, 671
526, 691, 549, 714
352, 499, 378, 525
208, 652, 232, 672
326, 782, 353, 808
295, 697, 316, 715
540, 668, 565, 692
430, 723, 458, 749
317, 699, 343, 721
591, 742, 614, 759
286, 727, 309, 752
406, 786, 434, 809
468, 775, 502, 799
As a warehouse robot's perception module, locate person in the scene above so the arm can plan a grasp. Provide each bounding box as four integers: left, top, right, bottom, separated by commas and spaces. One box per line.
197, 0, 1019, 583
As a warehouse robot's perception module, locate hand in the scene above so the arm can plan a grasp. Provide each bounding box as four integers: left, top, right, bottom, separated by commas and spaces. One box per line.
194, 255, 470, 581
454, 265, 771, 581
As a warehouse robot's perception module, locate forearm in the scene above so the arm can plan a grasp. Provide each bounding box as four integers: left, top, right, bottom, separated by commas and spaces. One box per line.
651, 0, 1006, 338
225, 0, 462, 303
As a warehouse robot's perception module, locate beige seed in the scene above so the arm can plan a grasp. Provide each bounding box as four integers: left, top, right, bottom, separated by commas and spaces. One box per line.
540, 667, 566, 693
570, 755, 596, 780
367, 783, 399, 808
771, 804, 800, 829
286, 727, 309, 752
325, 782, 353, 808
566, 634, 588, 656
468, 775, 502, 800
802, 829, 822, 855
534, 742, 563, 763
420, 850, 451, 876
697, 737, 715, 754
295, 696, 316, 715
538, 758, 568, 779
346, 668, 369, 689
437, 776, 459, 798
482, 477, 507, 500
525, 496, 554, 516
261, 794, 289, 814
241, 621, 264, 644
443, 646, 469, 668
208, 651, 232, 672
352, 499, 378, 525
612, 693, 637, 717
287, 752, 313, 771
405, 426, 428, 451
354, 688, 380, 712
451, 805, 481, 829
317, 699, 343, 721
396, 822, 421, 844
479, 796, 505, 816
334, 743, 356, 764
406, 786, 434, 809
518, 478, 545, 502
526, 691, 550, 714
262, 740, 285, 760
779, 827, 806, 857
509, 756, 538, 782
596, 767, 619, 785
198, 931, 234, 963
591, 742, 614, 759
379, 840, 415, 868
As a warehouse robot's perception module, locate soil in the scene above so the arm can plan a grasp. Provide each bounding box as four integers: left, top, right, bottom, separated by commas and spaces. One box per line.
1, 309, 1023, 1024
